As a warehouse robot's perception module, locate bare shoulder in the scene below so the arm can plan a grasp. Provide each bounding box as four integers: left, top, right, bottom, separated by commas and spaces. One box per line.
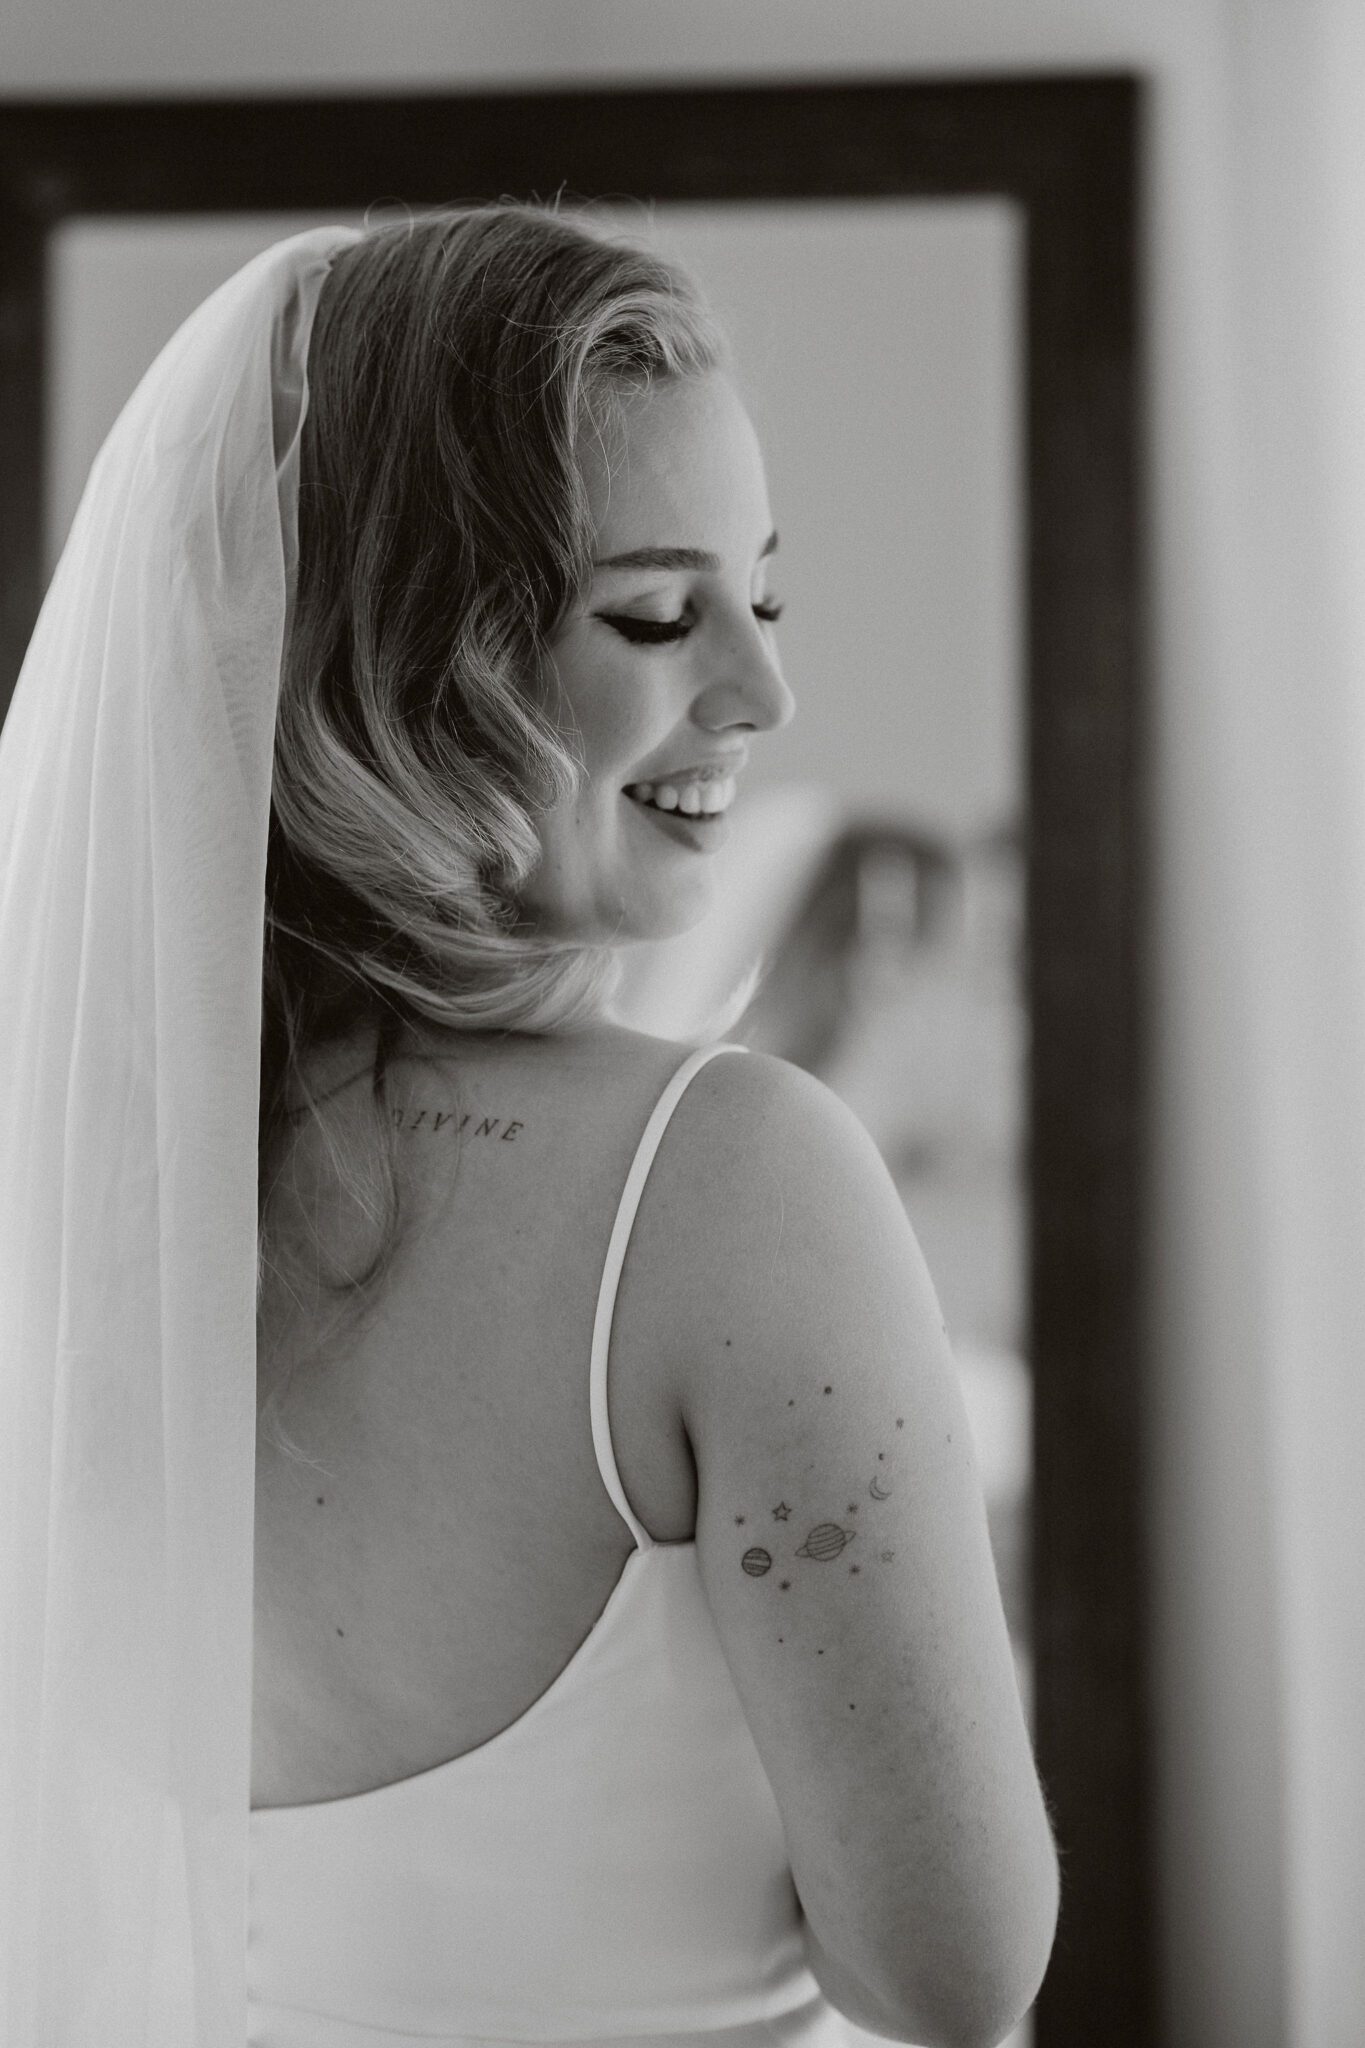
644, 1044, 958, 1498
635, 1045, 1060, 2044
636, 1045, 918, 1346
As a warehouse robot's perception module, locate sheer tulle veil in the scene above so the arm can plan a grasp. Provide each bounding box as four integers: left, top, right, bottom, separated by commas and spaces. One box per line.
0, 224, 362, 2045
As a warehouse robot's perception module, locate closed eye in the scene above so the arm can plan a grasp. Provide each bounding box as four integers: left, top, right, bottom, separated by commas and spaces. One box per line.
597, 600, 784, 647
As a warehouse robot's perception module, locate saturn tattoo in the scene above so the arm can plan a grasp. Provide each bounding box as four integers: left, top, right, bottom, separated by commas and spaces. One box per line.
795, 1521, 857, 1562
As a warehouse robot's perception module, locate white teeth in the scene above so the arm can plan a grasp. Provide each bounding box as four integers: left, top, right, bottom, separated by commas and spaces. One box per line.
626, 774, 737, 817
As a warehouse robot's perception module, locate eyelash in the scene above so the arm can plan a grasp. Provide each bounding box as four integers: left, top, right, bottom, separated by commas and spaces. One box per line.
599, 601, 784, 646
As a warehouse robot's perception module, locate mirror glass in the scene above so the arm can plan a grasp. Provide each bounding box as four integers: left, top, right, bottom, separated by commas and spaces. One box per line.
46, 208, 1031, 2040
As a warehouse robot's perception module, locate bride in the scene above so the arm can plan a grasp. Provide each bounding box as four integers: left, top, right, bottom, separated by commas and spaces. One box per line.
0, 202, 1057, 2048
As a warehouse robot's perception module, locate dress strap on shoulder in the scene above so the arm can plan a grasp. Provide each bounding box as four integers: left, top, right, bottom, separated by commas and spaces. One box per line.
588, 1042, 751, 1550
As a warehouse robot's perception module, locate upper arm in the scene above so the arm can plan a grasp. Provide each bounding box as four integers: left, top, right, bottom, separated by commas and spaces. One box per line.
657, 1050, 1058, 2044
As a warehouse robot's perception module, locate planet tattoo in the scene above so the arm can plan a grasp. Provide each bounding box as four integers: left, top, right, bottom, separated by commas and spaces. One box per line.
795, 1522, 856, 1562
741, 1547, 773, 1577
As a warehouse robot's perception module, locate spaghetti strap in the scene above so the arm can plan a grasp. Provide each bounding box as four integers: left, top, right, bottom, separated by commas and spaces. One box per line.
588, 1042, 750, 1550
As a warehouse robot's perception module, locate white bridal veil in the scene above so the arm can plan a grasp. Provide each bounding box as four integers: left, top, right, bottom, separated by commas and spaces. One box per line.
0, 224, 361, 2044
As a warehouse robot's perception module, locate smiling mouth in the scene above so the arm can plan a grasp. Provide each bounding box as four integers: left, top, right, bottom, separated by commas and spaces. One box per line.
623, 773, 737, 819
622, 788, 730, 849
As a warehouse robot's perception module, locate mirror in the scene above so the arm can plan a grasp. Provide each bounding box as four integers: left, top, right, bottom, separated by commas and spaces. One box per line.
6, 76, 1148, 2045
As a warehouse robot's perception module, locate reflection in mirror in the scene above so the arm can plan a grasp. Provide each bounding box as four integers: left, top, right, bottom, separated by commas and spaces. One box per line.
45, 199, 1029, 2043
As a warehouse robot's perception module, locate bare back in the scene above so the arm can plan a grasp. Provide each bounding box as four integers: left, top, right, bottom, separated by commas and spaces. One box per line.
251, 1021, 712, 1811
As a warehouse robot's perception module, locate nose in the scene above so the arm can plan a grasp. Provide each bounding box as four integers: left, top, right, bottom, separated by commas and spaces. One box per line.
693, 614, 796, 737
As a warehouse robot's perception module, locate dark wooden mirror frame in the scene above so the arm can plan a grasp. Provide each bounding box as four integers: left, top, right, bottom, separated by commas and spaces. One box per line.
0, 75, 1152, 2047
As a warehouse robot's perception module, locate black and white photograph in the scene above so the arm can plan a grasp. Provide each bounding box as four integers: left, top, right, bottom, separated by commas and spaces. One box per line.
0, 8, 1361, 2048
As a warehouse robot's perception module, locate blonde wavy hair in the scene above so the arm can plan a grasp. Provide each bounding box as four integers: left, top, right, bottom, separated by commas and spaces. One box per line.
257, 202, 727, 1389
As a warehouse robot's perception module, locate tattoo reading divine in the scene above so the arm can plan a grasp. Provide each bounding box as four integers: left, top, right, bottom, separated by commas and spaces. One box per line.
388, 1107, 525, 1141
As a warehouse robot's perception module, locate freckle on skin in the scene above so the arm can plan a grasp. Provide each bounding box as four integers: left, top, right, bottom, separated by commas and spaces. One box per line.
316, 1496, 325, 1506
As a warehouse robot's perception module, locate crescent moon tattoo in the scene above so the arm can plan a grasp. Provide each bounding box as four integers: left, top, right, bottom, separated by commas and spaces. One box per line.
868, 1476, 892, 1500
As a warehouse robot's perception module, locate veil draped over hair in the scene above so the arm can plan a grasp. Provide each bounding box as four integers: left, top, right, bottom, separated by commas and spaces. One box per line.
0, 224, 362, 2045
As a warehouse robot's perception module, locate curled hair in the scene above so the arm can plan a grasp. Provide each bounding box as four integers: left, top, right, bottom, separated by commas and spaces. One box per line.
257, 202, 726, 1403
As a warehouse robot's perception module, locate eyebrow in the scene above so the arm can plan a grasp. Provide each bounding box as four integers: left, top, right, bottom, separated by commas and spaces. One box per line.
592, 531, 779, 573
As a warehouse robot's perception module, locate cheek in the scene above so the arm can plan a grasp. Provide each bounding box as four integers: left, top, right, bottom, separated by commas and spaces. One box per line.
572, 676, 661, 793
545, 625, 675, 801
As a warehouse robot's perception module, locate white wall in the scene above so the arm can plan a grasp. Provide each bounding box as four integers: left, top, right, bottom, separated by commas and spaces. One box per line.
1, 6, 1295, 2045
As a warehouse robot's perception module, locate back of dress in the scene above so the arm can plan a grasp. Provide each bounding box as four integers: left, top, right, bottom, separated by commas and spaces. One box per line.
246, 1042, 856, 2048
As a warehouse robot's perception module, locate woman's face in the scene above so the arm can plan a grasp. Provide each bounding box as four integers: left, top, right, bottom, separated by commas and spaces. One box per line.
526, 368, 794, 944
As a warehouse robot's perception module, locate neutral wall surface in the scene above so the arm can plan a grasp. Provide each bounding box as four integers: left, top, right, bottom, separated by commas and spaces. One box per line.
1, 5, 1305, 2046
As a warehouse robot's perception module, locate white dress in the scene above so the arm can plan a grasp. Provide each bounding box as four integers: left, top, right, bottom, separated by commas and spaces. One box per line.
247, 1044, 858, 2048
